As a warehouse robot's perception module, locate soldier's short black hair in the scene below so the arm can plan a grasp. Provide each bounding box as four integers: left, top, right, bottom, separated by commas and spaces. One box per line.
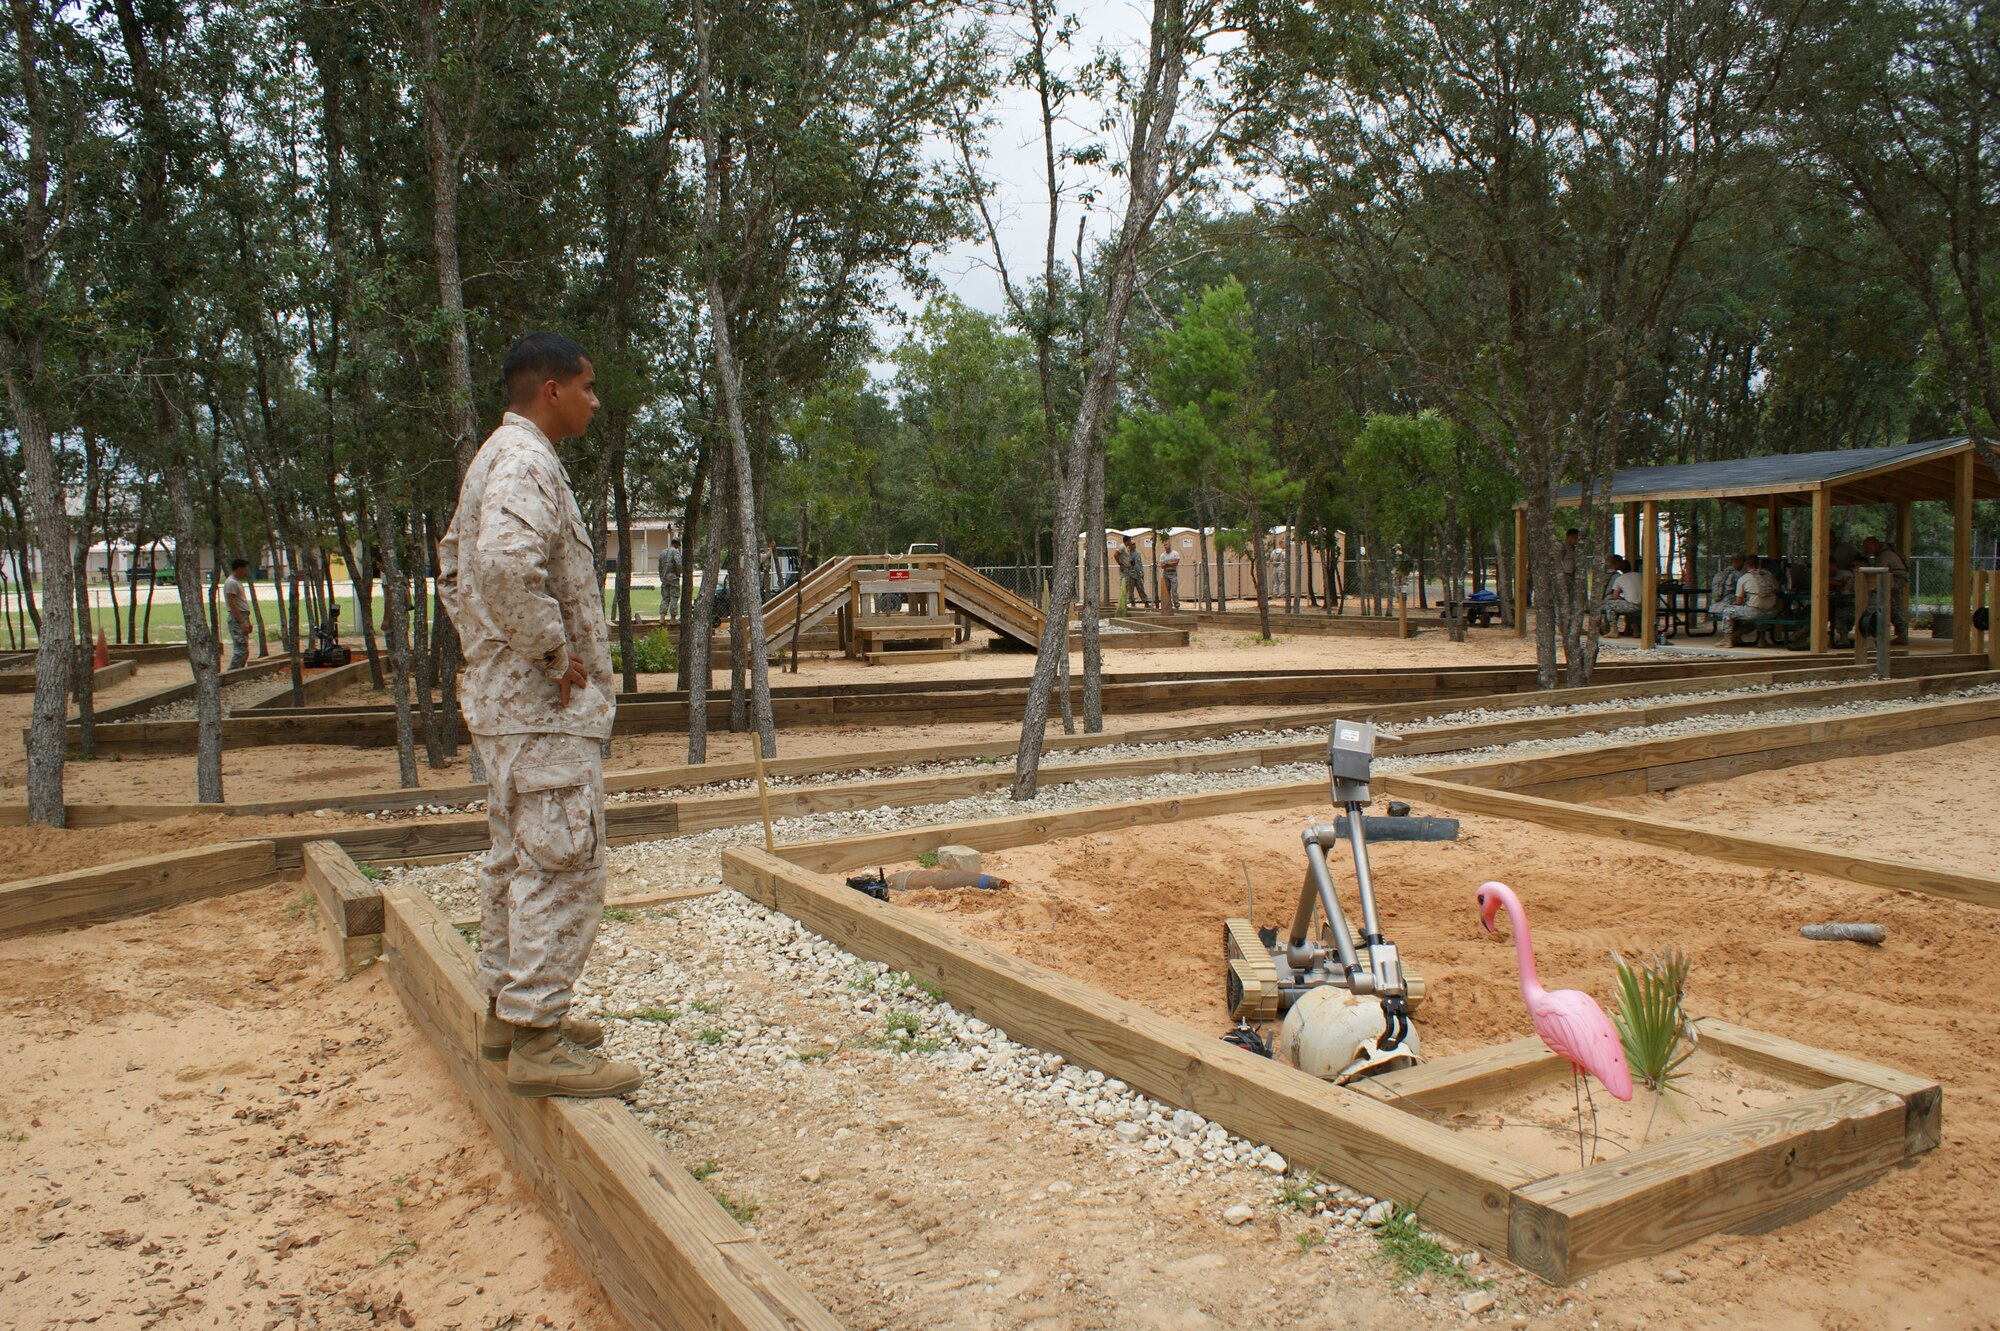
230, 558, 250, 572
503, 332, 590, 403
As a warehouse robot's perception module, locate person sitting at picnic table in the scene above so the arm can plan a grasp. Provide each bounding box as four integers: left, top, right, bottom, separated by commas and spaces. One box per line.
1710, 554, 1745, 612
1601, 556, 1644, 635
1714, 556, 1780, 644
1860, 536, 1911, 644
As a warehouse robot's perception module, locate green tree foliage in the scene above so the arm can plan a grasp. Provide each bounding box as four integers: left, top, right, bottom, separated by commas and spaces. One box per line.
1115, 279, 1301, 636
1345, 412, 1516, 640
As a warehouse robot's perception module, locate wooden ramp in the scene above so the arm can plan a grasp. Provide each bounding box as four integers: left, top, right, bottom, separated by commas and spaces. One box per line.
762, 553, 1045, 654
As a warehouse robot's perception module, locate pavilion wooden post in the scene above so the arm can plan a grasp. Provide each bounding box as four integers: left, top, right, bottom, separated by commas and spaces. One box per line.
1989, 571, 2000, 670
1623, 503, 1641, 563
1853, 568, 1871, 666
1766, 496, 1782, 562
1976, 568, 1989, 659
1895, 500, 1915, 561
1954, 451, 1974, 653
1513, 508, 1529, 638
1810, 486, 1830, 654
1640, 500, 1659, 649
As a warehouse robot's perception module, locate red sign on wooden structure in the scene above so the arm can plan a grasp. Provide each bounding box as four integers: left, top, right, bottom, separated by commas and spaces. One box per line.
888, 569, 910, 581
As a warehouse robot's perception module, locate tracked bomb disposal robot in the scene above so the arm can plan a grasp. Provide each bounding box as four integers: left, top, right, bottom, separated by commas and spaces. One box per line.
1224, 720, 1435, 1081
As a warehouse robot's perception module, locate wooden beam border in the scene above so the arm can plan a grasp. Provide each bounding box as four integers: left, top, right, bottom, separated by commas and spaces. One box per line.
59, 652, 1969, 756
380, 881, 842, 1331
17, 661, 1985, 829
719, 848, 1931, 1285
1378, 774, 2000, 911
720, 846, 1530, 1252
303, 840, 385, 977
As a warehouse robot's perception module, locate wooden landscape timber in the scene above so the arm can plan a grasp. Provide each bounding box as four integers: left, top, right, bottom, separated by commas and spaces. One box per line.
1379, 773, 2000, 911
380, 881, 843, 1331
1136, 609, 1411, 638
0, 839, 277, 938
1063, 617, 1190, 650
1, 658, 136, 695
236, 656, 374, 709
7, 663, 1992, 837
44, 651, 1982, 757
721, 845, 1532, 1253
105, 643, 196, 664
1430, 691, 2000, 799
721, 847, 1934, 1284
10, 675, 1993, 940
88, 654, 294, 723
303, 840, 385, 976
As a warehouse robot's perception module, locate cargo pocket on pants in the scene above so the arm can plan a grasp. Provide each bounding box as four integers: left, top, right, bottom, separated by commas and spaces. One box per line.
512, 752, 602, 874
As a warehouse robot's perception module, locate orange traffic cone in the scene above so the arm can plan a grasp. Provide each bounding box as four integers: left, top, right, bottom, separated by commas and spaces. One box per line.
93, 629, 109, 670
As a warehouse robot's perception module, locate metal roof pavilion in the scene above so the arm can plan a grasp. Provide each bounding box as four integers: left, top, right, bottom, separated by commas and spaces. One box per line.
1547, 437, 2000, 509
1513, 436, 1997, 657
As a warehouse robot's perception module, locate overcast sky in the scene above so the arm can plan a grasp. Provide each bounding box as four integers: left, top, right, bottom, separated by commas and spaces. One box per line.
888, 3, 1159, 331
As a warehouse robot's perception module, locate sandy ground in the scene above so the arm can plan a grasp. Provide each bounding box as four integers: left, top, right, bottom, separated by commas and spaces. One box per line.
0, 699, 1340, 879
1594, 735, 2000, 866
0, 624, 1731, 812
0, 882, 617, 1331
895, 792, 2000, 1330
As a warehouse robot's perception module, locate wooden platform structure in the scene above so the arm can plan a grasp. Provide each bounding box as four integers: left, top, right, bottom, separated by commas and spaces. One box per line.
762, 552, 1045, 657
1515, 437, 2000, 654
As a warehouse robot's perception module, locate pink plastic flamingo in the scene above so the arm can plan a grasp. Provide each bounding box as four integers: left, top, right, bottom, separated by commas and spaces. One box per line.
1476, 881, 1631, 1164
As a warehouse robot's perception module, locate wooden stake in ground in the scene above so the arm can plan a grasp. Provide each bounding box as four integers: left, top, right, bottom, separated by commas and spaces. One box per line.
752, 740, 776, 853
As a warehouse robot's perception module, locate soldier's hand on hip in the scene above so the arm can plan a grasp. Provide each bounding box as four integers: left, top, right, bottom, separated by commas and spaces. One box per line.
555, 657, 590, 707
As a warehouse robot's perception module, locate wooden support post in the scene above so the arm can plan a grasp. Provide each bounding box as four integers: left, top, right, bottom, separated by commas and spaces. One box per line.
1640, 500, 1659, 650
1990, 571, 2000, 671
1623, 502, 1640, 562
1976, 568, 1988, 658
1811, 487, 1830, 655
1766, 496, 1782, 562
1895, 500, 1915, 564
1513, 508, 1529, 639
1396, 593, 1409, 638
1853, 569, 1871, 666
1954, 451, 1974, 653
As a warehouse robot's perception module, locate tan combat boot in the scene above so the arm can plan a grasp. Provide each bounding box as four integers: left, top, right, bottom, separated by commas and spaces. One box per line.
505, 1026, 644, 1099
479, 999, 605, 1061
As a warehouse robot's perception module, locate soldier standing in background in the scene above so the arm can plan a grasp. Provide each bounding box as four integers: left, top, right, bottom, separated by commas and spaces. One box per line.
222, 558, 253, 671
656, 523, 683, 621
437, 331, 643, 1099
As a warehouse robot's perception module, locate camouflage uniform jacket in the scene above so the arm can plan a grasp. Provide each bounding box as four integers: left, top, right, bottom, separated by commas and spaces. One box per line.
438, 412, 615, 740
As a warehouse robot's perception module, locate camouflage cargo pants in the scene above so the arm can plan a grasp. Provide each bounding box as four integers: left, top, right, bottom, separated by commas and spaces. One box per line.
471, 730, 608, 1027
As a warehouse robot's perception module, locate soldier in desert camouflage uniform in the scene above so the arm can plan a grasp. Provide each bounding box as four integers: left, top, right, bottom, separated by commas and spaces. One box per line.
437, 332, 643, 1099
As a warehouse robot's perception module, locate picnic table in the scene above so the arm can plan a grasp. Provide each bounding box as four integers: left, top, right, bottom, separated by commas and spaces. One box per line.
1730, 589, 1858, 650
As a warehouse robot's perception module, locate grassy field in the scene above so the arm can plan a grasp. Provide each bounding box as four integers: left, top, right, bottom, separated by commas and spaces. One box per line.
0, 583, 675, 650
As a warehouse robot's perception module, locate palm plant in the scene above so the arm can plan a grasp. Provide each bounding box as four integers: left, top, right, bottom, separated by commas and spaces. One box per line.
1609, 947, 1697, 1097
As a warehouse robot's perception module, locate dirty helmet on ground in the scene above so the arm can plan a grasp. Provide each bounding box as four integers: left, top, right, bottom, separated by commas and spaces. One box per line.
1276, 985, 1423, 1083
